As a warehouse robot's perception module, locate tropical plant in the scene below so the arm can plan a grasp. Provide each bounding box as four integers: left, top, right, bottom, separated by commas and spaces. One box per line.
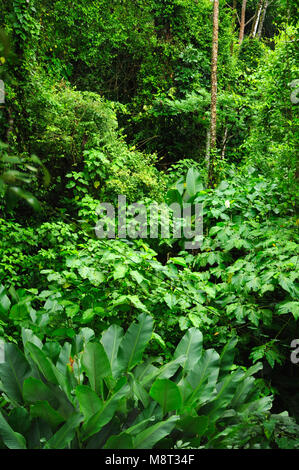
0, 313, 281, 449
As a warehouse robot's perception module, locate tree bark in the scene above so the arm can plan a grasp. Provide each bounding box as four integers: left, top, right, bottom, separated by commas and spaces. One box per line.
221, 126, 229, 159
251, 0, 263, 38
205, 128, 211, 173
208, 0, 219, 186
257, 0, 268, 38
230, 0, 237, 54
238, 0, 247, 45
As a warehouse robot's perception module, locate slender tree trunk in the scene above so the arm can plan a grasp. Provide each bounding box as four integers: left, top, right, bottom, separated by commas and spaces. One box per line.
238, 0, 247, 45
251, 0, 263, 38
210, 0, 219, 150
221, 126, 228, 159
205, 128, 211, 173
230, 0, 237, 54
257, 0, 268, 38
208, 0, 219, 185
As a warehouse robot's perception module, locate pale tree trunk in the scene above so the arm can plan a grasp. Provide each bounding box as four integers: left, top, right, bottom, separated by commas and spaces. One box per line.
205, 128, 211, 173
257, 0, 268, 38
238, 0, 247, 45
230, 0, 237, 54
221, 126, 229, 159
208, 0, 219, 185
251, 0, 263, 38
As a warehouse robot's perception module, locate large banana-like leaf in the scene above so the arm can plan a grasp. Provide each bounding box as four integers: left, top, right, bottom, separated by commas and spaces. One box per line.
101, 324, 123, 377
117, 313, 153, 374
26, 342, 58, 385
133, 415, 179, 449
218, 337, 238, 380
82, 342, 111, 395
150, 379, 182, 414
75, 385, 103, 422
185, 349, 220, 407
0, 411, 26, 449
82, 381, 130, 440
45, 412, 83, 449
30, 401, 65, 429
174, 327, 203, 373
104, 432, 133, 449
0, 343, 31, 403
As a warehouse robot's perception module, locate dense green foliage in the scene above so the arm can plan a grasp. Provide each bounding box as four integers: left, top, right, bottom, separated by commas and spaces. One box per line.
1, 314, 298, 449
0, 0, 298, 450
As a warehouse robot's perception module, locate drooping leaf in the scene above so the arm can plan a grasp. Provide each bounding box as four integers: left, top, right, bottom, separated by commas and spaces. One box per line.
104, 432, 133, 449
45, 412, 83, 449
82, 342, 111, 395
0, 411, 27, 449
117, 313, 153, 373
185, 349, 220, 407
75, 385, 103, 422
0, 343, 31, 403
186, 168, 203, 198
23, 377, 56, 404
150, 379, 182, 414
101, 324, 123, 378
30, 401, 65, 429
82, 381, 130, 440
133, 415, 179, 449
218, 336, 238, 380
26, 342, 58, 384
174, 327, 203, 372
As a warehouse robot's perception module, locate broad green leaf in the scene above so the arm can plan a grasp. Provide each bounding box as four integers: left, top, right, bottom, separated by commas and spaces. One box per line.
218, 336, 238, 380
0, 285, 11, 315
230, 376, 256, 409
128, 295, 149, 313
123, 417, 155, 437
278, 275, 298, 298
101, 324, 123, 377
186, 349, 220, 407
82, 342, 111, 395
5, 407, 30, 436
166, 188, 183, 206
186, 168, 203, 198
23, 377, 56, 404
21, 328, 43, 350
174, 327, 203, 372
178, 415, 209, 438
117, 313, 153, 373
30, 401, 65, 429
141, 356, 186, 385
75, 385, 103, 421
150, 379, 182, 414
82, 382, 130, 440
45, 412, 83, 449
26, 342, 58, 384
0, 411, 27, 449
130, 270, 145, 285
113, 263, 127, 280
277, 301, 299, 320
56, 342, 72, 375
104, 432, 133, 449
0, 343, 31, 403
7, 186, 40, 211
133, 415, 179, 449
199, 369, 245, 423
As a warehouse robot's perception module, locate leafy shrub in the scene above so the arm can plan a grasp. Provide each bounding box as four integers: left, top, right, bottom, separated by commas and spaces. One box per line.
0, 313, 284, 449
